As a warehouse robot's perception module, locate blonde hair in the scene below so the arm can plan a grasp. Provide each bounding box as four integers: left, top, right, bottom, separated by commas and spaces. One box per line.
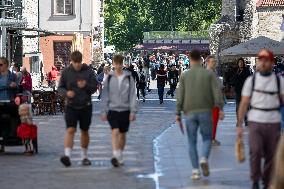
271, 135, 284, 189
18, 104, 32, 116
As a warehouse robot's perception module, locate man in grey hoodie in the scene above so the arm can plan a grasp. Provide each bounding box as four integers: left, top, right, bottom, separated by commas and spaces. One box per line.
58, 51, 97, 167
101, 54, 138, 167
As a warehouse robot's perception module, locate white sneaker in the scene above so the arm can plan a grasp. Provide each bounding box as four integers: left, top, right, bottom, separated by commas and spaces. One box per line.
118, 152, 124, 165
200, 158, 210, 177
191, 170, 201, 180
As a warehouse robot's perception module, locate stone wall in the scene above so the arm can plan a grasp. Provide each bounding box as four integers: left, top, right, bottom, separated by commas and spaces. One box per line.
22, 0, 39, 54
210, 0, 284, 66
257, 7, 284, 41
222, 0, 236, 20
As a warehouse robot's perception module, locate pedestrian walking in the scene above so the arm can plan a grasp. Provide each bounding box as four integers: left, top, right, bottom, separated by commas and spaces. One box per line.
237, 49, 283, 189
13, 63, 23, 87
97, 62, 105, 75
58, 51, 97, 167
97, 65, 111, 100
21, 68, 32, 103
48, 66, 59, 90
176, 50, 224, 180
233, 58, 251, 126
166, 64, 179, 98
137, 65, 147, 102
156, 64, 167, 104
206, 56, 224, 146
101, 54, 138, 168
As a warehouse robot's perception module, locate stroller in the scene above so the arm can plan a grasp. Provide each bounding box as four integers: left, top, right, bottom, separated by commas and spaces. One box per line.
0, 94, 38, 154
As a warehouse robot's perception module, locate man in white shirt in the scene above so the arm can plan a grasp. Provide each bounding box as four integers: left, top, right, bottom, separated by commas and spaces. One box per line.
237, 49, 284, 189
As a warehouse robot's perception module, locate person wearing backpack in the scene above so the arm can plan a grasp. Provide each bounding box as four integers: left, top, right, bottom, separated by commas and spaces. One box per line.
137, 65, 146, 102
166, 64, 179, 98
101, 54, 138, 168
237, 49, 284, 189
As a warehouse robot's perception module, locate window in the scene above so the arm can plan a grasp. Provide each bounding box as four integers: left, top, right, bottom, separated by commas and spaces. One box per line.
53, 42, 72, 70
54, 0, 73, 15
30, 56, 40, 74
0, 0, 15, 19
5, 9, 14, 18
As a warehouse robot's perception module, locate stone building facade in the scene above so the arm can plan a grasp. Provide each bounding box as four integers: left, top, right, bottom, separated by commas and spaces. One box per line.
210, 0, 284, 65
39, 0, 104, 76
22, 0, 39, 55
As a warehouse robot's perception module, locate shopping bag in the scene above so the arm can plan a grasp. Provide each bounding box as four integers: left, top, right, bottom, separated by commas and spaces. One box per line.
235, 136, 245, 163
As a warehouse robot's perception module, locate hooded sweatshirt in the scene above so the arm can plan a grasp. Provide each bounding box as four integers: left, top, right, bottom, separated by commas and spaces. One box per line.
101, 70, 138, 115
58, 64, 97, 109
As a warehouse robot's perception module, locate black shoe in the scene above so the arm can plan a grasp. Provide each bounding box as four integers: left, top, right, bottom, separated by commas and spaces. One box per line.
160, 100, 163, 104
252, 182, 259, 189
0, 145, 5, 153
111, 157, 120, 168
60, 156, 71, 167
82, 158, 92, 166
143, 99, 146, 102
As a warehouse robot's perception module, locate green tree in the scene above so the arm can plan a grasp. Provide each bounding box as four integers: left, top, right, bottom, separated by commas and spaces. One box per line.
104, 0, 222, 51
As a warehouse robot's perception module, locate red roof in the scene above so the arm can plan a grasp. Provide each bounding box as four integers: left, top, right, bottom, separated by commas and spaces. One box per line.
257, 0, 284, 7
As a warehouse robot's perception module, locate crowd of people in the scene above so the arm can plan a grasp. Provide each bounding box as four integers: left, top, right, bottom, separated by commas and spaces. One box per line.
2, 48, 284, 189
98, 52, 193, 104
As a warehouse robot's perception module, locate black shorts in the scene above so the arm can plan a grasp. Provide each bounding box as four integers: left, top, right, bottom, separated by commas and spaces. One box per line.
107, 110, 130, 133
65, 105, 92, 131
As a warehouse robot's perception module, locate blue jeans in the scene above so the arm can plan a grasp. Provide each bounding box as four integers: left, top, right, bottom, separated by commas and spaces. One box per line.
185, 111, 212, 169
281, 106, 284, 130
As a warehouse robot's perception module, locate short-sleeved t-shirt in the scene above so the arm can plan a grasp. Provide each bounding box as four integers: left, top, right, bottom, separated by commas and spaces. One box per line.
242, 72, 284, 123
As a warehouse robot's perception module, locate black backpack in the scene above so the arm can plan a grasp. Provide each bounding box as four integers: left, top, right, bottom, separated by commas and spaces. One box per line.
250, 73, 282, 111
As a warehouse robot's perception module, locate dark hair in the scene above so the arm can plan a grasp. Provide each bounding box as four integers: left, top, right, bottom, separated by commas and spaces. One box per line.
205, 55, 215, 63
129, 64, 134, 70
160, 64, 165, 69
70, 51, 83, 63
14, 63, 20, 71
237, 58, 245, 66
113, 54, 124, 64
0, 57, 9, 66
189, 50, 201, 62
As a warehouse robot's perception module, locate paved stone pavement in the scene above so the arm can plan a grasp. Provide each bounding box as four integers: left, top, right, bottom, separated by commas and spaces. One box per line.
0, 79, 251, 189
155, 102, 251, 189
0, 85, 178, 189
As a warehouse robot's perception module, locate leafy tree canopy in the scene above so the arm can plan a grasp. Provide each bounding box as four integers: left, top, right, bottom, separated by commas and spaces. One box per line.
105, 0, 222, 51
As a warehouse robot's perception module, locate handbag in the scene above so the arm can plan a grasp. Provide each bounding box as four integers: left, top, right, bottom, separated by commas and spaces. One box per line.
235, 136, 245, 163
